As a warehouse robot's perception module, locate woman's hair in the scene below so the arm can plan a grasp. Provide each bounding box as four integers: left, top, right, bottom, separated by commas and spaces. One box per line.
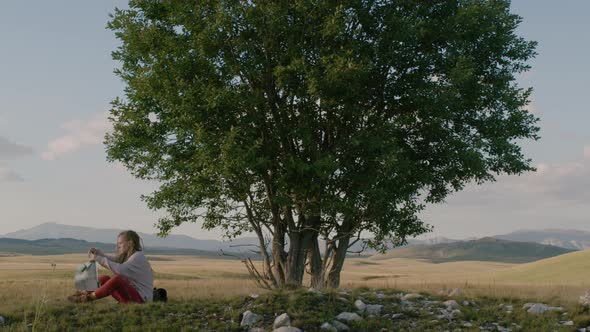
117, 230, 143, 263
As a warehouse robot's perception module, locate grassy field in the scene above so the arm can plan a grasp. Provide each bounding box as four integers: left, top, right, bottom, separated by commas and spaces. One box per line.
0, 251, 589, 330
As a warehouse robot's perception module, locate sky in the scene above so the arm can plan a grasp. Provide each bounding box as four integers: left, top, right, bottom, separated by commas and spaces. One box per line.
0, 1, 588, 241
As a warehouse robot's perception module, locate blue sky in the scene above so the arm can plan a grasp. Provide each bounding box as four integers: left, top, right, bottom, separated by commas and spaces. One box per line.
0, 1, 588, 240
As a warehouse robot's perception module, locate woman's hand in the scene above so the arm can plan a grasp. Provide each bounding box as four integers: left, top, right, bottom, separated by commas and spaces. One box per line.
88, 247, 103, 261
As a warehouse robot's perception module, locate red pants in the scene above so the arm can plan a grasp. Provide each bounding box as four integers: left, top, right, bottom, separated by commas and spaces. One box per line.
95, 275, 144, 304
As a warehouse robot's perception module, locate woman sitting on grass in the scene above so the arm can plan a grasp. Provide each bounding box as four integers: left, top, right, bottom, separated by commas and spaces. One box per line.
68, 230, 154, 304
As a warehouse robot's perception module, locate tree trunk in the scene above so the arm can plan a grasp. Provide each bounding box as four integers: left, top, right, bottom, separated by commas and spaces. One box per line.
271, 230, 287, 287
326, 235, 350, 288
286, 230, 313, 285
308, 235, 325, 288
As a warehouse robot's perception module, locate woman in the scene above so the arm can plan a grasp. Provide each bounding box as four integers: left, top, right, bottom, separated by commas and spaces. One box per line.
68, 230, 154, 304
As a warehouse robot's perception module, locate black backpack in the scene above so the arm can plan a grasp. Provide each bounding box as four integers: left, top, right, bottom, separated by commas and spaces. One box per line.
153, 288, 168, 302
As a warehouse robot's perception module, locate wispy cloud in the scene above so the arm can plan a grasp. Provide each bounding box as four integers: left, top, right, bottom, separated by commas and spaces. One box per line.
41, 112, 111, 161
0, 136, 32, 182
0, 165, 23, 182
0, 136, 33, 159
450, 150, 590, 207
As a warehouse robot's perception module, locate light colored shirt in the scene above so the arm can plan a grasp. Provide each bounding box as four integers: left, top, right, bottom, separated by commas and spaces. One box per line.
96, 251, 154, 302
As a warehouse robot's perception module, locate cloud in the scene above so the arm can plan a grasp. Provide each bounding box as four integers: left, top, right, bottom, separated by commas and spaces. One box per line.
41, 112, 111, 161
524, 101, 539, 115
421, 150, 590, 238
447, 155, 590, 208
0, 165, 23, 182
0, 136, 33, 160
584, 146, 590, 159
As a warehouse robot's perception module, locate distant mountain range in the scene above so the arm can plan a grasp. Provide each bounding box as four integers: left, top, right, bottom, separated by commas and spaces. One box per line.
0, 237, 256, 258
494, 229, 590, 250
2, 223, 589, 261
370, 237, 575, 263
3, 222, 259, 253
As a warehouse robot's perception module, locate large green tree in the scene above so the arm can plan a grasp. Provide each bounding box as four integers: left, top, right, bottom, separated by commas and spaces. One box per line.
106, 0, 538, 288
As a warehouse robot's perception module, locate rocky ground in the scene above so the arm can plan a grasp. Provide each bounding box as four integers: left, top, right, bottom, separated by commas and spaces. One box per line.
2, 288, 590, 331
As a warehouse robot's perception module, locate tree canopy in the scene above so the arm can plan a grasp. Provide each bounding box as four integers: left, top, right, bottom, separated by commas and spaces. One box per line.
106, 0, 538, 288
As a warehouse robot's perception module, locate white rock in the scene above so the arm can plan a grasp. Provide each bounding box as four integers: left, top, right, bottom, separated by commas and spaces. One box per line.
376, 292, 386, 299
402, 293, 422, 301
391, 313, 404, 320
308, 288, 324, 296
579, 291, 590, 306
497, 326, 512, 332
354, 299, 366, 311
336, 312, 362, 322
561, 320, 574, 326
273, 313, 291, 329
320, 322, 338, 332
331, 320, 350, 331
463, 322, 473, 327
240, 310, 262, 327
444, 300, 459, 310
272, 327, 301, 332
250, 293, 260, 299
337, 297, 348, 303
448, 288, 461, 297
526, 303, 549, 315
0, 316, 4, 325
462, 301, 470, 306
366, 304, 383, 315
505, 305, 513, 311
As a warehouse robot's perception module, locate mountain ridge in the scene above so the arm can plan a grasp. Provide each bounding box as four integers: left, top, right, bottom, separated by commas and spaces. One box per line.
0, 237, 256, 258
370, 237, 575, 263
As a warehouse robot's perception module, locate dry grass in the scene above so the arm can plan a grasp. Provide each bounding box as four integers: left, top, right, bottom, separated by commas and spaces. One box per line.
1, 252, 588, 315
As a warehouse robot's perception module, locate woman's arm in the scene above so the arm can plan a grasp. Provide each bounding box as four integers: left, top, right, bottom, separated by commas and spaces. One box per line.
89, 248, 117, 272
95, 252, 140, 278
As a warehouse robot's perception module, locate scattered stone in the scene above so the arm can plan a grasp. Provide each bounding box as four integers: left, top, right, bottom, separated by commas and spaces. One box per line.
525, 303, 563, 315
505, 305, 513, 311
337, 297, 348, 303
448, 288, 462, 297
354, 299, 366, 311
336, 312, 362, 322
366, 304, 384, 315
320, 322, 338, 332
250, 328, 265, 332
526, 304, 548, 315
331, 320, 350, 331
273, 313, 290, 329
496, 326, 512, 332
463, 322, 473, 328
462, 301, 471, 306
402, 293, 422, 301
560, 320, 574, 326
0, 316, 4, 326
339, 290, 350, 296
308, 288, 324, 296
250, 293, 260, 299
376, 292, 386, 299
273, 327, 301, 332
444, 300, 460, 310
391, 313, 404, 320
240, 310, 262, 327
580, 291, 590, 306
